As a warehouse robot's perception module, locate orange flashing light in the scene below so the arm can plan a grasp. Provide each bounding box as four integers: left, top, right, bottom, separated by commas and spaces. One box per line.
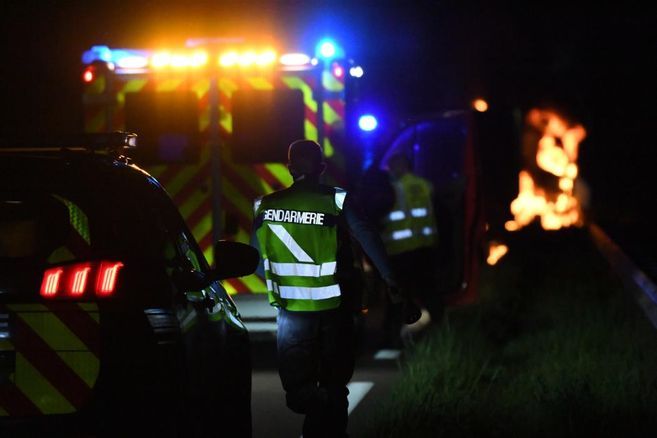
280, 53, 310, 66
473, 98, 489, 112
219, 51, 239, 67
151, 50, 208, 69
151, 51, 171, 68
219, 49, 278, 68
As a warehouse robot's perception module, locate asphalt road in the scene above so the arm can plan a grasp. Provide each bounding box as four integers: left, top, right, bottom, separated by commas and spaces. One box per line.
248, 293, 406, 438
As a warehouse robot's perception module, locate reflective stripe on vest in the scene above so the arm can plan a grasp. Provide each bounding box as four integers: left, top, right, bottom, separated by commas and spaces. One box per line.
267, 224, 314, 262
392, 229, 413, 240
267, 260, 337, 277
382, 174, 437, 255
270, 281, 341, 300
335, 189, 347, 210
389, 210, 406, 221
411, 207, 427, 217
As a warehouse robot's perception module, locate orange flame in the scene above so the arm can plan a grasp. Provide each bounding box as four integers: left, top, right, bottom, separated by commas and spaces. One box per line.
487, 241, 509, 265
505, 109, 586, 231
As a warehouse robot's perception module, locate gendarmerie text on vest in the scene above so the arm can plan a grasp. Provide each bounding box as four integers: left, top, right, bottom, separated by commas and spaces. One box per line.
263, 209, 325, 225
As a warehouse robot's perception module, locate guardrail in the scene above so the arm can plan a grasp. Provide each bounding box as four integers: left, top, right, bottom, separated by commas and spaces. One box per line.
589, 223, 657, 329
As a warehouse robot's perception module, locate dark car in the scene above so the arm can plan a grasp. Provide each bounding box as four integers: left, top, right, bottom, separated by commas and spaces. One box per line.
0, 134, 256, 437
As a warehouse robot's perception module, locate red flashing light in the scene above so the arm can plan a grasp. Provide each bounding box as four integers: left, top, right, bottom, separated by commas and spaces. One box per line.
82, 67, 95, 83
332, 65, 344, 78
40, 261, 123, 299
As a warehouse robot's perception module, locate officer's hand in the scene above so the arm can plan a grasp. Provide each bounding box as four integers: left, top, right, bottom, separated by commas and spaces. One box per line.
402, 299, 422, 325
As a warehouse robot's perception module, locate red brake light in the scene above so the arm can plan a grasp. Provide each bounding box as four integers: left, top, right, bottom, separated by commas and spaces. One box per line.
40, 261, 124, 299
96, 262, 124, 296
68, 265, 91, 296
40, 268, 64, 297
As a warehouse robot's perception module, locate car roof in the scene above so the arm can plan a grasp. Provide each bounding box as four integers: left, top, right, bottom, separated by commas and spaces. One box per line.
0, 148, 159, 194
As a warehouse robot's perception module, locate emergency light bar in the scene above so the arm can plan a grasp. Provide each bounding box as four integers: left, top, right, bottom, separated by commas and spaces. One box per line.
218, 49, 277, 68
279, 53, 312, 67
82, 44, 330, 74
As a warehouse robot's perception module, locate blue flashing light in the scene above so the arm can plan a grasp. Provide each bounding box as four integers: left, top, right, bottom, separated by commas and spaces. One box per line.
82, 46, 150, 69
111, 49, 149, 69
316, 38, 343, 59
82, 45, 112, 64
358, 115, 378, 132
320, 42, 336, 58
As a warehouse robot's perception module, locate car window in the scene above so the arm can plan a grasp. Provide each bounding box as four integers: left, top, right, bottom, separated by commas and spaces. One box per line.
137, 183, 235, 304
0, 193, 85, 263
0, 183, 177, 267
136, 183, 209, 272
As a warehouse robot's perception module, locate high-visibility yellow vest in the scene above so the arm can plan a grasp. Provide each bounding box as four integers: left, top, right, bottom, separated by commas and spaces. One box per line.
254, 184, 347, 312
382, 173, 437, 255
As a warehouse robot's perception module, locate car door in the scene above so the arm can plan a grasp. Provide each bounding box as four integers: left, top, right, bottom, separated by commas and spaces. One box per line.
143, 184, 251, 432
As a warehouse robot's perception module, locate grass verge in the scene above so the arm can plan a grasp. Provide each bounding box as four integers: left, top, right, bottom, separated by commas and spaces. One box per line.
365, 229, 657, 437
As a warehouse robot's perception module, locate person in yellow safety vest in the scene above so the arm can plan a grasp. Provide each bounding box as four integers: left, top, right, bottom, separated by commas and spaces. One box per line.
380, 152, 441, 347
254, 140, 420, 438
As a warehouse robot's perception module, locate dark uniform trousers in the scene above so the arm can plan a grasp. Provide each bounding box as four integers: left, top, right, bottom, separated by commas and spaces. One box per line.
277, 307, 355, 438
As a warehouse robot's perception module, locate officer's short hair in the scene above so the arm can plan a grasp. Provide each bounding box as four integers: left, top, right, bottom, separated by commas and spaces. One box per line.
288, 139, 324, 175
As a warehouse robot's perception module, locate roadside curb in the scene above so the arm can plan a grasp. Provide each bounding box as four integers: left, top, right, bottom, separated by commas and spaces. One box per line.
589, 223, 657, 329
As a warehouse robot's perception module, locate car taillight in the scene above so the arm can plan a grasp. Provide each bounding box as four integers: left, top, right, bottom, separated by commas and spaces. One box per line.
41, 267, 64, 297
40, 261, 124, 299
69, 264, 92, 296
96, 262, 124, 297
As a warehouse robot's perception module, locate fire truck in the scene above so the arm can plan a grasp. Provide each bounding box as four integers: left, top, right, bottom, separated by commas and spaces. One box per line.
81, 38, 365, 307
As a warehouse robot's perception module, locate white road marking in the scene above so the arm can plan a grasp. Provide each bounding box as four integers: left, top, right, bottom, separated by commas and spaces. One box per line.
244, 322, 278, 332
374, 349, 401, 360
298, 382, 375, 436
347, 381, 374, 415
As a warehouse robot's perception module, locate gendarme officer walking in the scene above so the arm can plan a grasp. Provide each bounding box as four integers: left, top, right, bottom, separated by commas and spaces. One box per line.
253, 139, 420, 437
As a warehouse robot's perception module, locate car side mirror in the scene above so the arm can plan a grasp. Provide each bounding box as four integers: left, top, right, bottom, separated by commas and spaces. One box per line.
212, 240, 260, 280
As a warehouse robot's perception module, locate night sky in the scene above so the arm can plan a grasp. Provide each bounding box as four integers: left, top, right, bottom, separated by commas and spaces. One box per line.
1, 1, 655, 229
